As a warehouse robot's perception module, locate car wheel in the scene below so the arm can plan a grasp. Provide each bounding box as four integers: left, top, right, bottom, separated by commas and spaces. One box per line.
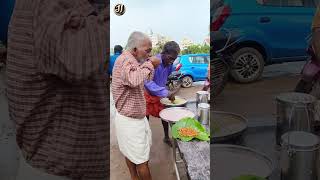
230, 47, 264, 83
181, 76, 193, 88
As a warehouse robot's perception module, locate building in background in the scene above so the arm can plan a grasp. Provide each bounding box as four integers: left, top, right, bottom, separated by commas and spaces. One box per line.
180, 38, 194, 49
203, 35, 210, 46
147, 29, 172, 47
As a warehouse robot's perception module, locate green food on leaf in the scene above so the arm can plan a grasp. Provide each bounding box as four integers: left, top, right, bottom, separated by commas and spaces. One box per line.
232, 175, 267, 180
172, 117, 210, 142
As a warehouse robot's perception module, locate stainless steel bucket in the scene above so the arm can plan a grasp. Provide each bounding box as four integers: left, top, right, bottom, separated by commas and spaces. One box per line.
196, 91, 209, 109
276, 92, 316, 146
198, 103, 210, 125
280, 131, 320, 180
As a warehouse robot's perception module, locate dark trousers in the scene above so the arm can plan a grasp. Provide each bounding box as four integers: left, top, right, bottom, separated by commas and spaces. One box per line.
146, 115, 169, 138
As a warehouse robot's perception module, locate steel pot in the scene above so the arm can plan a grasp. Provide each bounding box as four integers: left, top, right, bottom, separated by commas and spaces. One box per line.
280, 131, 320, 180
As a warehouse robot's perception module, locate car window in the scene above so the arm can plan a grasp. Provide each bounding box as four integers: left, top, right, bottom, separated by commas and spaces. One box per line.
204, 56, 209, 64
189, 56, 208, 64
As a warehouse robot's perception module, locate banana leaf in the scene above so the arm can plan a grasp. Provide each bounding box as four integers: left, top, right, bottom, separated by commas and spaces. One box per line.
232, 175, 267, 180
171, 117, 210, 142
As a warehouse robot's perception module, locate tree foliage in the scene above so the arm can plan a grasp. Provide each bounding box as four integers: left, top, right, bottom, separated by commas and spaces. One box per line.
151, 41, 209, 55
181, 44, 210, 55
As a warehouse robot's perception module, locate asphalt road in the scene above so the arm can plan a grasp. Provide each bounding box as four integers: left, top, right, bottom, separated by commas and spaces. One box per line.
0, 67, 19, 180
214, 61, 305, 126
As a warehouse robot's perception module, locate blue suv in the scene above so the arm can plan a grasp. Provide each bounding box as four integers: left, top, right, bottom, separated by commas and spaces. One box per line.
212, 0, 318, 83
173, 54, 209, 88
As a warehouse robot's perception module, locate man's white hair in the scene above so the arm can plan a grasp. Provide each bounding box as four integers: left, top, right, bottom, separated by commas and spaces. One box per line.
126, 31, 150, 51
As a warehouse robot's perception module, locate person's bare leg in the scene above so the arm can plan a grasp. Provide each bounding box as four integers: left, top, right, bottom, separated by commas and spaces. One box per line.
125, 158, 139, 180
136, 161, 152, 180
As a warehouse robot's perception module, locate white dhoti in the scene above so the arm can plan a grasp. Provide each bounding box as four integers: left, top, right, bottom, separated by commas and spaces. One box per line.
114, 112, 152, 164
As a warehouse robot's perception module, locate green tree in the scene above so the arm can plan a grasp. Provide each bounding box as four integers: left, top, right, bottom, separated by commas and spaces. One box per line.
181, 44, 209, 55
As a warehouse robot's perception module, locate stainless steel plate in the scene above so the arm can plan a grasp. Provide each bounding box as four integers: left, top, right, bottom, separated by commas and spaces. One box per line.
212, 144, 274, 180
160, 96, 188, 107
211, 111, 248, 142
159, 107, 195, 122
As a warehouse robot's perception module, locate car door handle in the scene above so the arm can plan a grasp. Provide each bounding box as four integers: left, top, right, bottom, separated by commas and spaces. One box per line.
260, 17, 271, 23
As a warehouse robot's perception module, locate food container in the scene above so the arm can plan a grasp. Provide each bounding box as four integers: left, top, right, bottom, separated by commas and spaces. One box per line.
280, 131, 320, 180
198, 103, 210, 125
211, 111, 248, 143
196, 91, 209, 109
275, 92, 316, 146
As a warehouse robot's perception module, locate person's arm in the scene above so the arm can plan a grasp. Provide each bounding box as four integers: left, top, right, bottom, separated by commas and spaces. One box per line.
35, 0, 109, 83
144, 80, 169, 97
313, 29, 320, 62
313, 6, 320, 62
121, 60, 154, 88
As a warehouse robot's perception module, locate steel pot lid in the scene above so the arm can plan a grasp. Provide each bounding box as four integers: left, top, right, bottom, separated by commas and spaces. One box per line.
276, 92, 316, 105
159, 107, 195, 122
281, 131, 320, 150
196, 91, 209, 95
198, 103, 210, 109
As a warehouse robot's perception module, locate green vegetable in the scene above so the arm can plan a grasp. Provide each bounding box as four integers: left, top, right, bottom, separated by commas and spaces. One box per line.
171, 117, 210, 142
232, 175, 267, 180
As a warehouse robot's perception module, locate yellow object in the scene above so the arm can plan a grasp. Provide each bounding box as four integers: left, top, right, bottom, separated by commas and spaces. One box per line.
162, 97, 186, 105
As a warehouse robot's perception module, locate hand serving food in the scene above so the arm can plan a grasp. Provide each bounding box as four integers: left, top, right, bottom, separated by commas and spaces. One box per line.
161, 96, 187, 106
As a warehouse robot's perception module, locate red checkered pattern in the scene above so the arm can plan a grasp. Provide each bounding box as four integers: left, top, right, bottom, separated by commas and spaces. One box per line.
6, 0, 109, 179
112, 51, 154, 119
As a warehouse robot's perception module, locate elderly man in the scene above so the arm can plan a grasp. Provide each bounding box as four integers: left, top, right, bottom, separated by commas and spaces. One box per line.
144, 41, 181, 146
6, 0, 108, 179
112, 31, 160, 180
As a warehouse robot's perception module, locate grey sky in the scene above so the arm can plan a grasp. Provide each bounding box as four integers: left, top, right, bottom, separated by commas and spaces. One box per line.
110, 0, 210, 48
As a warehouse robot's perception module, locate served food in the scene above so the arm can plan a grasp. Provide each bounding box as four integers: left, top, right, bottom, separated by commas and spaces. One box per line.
172, 117, 210, 142
178, 127, 198, 137
161, 96, 187, 106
